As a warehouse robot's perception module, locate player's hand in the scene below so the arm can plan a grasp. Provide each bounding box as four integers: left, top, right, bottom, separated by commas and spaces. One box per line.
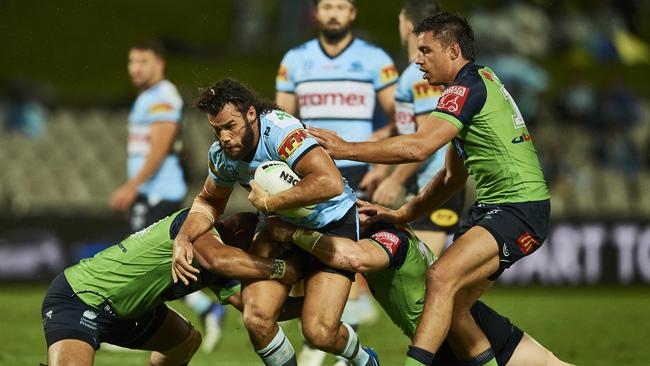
248, 180, 271, 213
278, 255, 304, 286
267, 216, 296, 243
110, 182, 138, 212
358, 169, 386, 199
172, 236, 200, 285
372, 176, 405, 208
357, 201, 407, 225
307, 127, 348, 160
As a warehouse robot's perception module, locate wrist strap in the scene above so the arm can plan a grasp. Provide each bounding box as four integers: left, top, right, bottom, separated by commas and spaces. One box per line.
292, 228, 323, 253
269, 259, 286, 279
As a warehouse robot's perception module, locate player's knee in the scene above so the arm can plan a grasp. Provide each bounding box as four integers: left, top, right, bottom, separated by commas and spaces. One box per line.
426, 264, 456, 293
301, 320, 338, 351
150, 326, 201, 366
242, 306, 276, 339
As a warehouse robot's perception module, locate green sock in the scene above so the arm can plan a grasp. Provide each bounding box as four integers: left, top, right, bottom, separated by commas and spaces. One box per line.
483, 357, 498, 366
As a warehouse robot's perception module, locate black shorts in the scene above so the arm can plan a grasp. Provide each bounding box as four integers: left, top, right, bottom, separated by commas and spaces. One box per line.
130, 195, 183, 232
339, 165, 369, 196
454, 199, 550, 280
435, 300, 524, 365
409, 189, 466, 234
41, 273, 168, 350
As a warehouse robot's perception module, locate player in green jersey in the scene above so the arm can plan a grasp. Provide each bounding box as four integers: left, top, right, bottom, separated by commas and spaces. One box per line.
41, 210, 301, 366
308, 12, 551, 366
266, 214, 570, 366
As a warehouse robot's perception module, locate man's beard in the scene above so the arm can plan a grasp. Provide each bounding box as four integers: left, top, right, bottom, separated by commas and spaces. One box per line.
321, 25, 350, 43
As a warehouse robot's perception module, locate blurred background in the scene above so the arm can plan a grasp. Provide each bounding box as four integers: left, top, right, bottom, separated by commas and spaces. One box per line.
1, 0, 649, 364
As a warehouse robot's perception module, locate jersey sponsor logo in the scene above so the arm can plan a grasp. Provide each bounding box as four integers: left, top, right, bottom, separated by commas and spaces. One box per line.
380, 64, 399, 84
276, 65, 289, 82
148, 102, 174, 114
430, 208, 459, 227
413, 81, 443, 100
83, 310, 97, 320
371, 231, 401, 256
481, 70, 495, 81
516, 232, 540, 255
511, 133, 531, 144
296, 80, 375, 120
298, 92, 367, 107
277, 128, 308, 160
395, 101, 416, 135
436, 85, 469, 116
127, 125, 150, 154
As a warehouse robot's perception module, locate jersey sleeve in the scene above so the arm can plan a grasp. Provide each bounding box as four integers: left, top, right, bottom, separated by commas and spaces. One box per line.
412, 82, 442, 116
430, 80, 487, 129
367, 227, 410, 268
276, 50, 296, 93
267, 112, 320, 169
372, 48, 399, 91
207, 142, 238, 187
214, 279, 241, 304
143, 85, 183, 124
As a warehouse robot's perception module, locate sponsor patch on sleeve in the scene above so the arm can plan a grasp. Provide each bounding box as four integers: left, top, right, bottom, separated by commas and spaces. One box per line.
436, 85, 469, 116
148, 102, 174, 114
277, 128, 308, 160
380, 64, 399, 84
413, 81, 443, 100
276, 65, 289, 83
371, 231, 401, 257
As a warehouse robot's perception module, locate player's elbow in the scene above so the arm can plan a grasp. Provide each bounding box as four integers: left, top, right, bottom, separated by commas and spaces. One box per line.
316, 173, 344, 199
445, 168, 468, 188
339, 250, 368, 273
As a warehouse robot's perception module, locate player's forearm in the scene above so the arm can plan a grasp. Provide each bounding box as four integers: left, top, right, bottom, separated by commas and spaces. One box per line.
389, 161, 424, 185
267, 173, 343, 211
400, 168, 465, 222
204, 246, 278, 280
176, 211, 215, 243
340, 134, 436, 164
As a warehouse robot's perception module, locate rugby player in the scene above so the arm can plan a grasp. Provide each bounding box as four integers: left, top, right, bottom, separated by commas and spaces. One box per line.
171, 79, 379, 366
309, 13, 551, 366
266, 212, 571, 366
41, 211, 302, 366
372, 0, 466, 257
110, 40, 225, 351
275, 1, 399, 361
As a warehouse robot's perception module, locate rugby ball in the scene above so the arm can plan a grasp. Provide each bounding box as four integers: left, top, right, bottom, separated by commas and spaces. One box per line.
253, 161, 315, 218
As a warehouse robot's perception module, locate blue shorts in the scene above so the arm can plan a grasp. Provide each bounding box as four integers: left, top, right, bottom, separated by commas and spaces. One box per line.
454, 199, 551, 280
41, 273, 168, 350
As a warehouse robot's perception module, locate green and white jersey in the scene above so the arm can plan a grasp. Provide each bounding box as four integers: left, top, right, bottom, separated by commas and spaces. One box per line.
431, 63, 549, 204
363, 223, 436, 339
64, 209, 240, 318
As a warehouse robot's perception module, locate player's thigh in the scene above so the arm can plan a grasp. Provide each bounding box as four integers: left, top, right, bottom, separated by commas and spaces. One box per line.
48, 339, 95, 366
138, 307, 194, 352
302, 270, 352, 328
507, 333, 573, 366
430, 226, 500, 290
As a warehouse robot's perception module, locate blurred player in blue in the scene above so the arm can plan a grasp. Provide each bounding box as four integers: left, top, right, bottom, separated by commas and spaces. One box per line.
171, 79, 379, 366
275, 2, 398, 362
109, 41, 224, 352
370, 0, 466, 258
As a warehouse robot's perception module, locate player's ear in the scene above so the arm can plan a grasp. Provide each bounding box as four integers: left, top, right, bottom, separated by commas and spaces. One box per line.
247, 105, 257, 124
449, 43, 460, 61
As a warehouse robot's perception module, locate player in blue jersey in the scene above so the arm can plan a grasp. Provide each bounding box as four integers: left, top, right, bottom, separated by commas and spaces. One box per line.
370, 0, 467, 258
171, 79, 379, 366
276, 2, 397, 362
109, 41, 225, 352
275, 0, 399, 193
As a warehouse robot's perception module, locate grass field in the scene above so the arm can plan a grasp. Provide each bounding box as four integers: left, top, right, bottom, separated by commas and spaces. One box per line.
1, 285, 648, 365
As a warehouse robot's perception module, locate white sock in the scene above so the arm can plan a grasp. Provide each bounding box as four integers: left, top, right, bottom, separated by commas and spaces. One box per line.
338, 322, 369, 366
256, 326, 297, 366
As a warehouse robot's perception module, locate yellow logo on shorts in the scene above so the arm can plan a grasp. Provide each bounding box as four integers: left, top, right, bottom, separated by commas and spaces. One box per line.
430, 209, 459, 227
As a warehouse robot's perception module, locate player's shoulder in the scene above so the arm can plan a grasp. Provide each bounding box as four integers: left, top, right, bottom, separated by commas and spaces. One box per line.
208, 140, 224, 158
352, 38, 385, 52
144, 80, 182, 104
454, 63, 487, 89
285, 39, 318, 56
261, 109, 303, 130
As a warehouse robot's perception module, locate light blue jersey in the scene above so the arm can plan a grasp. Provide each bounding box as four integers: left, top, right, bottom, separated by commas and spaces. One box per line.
394, 63, 446, 190
276, 38, 398, 168
128, 80, 186, 202
207, 110, 355, 229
